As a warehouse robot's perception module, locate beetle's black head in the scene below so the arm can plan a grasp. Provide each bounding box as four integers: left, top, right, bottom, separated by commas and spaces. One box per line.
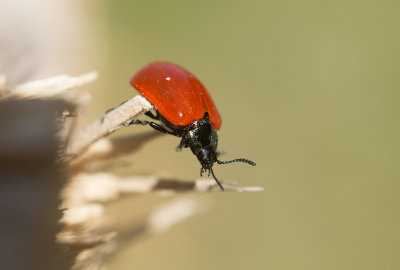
184, 113, 256, 191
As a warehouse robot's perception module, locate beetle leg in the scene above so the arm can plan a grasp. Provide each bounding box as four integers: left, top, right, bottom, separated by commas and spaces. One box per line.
145, 111, 159, 120
125, 119, 181, 137
101, 107, 115, 123
148, 122, 177, 135
124, 119, 149, 126
175, 137, 187, 152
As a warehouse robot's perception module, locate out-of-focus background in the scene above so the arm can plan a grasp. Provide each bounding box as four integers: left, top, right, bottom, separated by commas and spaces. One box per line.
2, 0, 400, 269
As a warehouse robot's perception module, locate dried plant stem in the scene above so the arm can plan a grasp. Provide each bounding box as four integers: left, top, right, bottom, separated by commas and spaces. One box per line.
60, 173, 264, 209
67, 95, 153, 158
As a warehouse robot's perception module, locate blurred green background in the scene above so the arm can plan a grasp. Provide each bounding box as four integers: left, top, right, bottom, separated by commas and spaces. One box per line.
92, 0, 400, 269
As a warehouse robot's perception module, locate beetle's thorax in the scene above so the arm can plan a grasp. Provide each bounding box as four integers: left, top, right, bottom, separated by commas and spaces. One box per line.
185, 113, 218, 169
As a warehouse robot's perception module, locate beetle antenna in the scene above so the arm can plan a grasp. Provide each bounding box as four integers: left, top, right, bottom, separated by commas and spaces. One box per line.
210, 168, 224, 191
217, 158, 256, 166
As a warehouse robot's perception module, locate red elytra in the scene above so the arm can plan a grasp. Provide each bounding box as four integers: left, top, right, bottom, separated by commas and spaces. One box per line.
130, 62, 222, 130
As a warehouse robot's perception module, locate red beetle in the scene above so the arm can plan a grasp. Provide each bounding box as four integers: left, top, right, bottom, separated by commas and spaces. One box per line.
129, 62, 255, 190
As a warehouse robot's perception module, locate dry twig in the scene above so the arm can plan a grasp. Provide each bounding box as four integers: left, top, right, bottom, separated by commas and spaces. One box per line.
66, 95, 153, 158
7, 72, 97, 103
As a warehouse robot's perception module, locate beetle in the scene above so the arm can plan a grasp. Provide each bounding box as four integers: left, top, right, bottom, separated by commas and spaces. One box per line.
128, 62, 255, 191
